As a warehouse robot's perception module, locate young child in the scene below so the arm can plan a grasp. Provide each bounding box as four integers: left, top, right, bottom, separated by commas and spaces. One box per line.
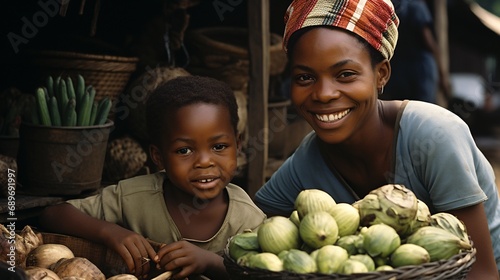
39, 75, 266, 279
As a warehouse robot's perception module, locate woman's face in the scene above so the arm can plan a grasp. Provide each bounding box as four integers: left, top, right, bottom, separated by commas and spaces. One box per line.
290, 27, 385, 144
151, 103, 239, 201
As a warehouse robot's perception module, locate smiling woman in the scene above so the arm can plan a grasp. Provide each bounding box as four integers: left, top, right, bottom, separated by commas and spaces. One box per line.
254, 0, 500, 278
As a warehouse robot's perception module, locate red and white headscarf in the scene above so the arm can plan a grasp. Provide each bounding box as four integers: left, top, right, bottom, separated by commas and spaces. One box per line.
283, 0, 399, 60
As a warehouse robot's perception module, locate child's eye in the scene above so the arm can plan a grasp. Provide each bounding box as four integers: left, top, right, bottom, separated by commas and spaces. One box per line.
213, 144, 227, 151
176, 147, 192, 155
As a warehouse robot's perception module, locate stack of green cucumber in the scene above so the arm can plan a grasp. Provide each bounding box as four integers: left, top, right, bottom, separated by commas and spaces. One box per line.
33, 75, 112, 126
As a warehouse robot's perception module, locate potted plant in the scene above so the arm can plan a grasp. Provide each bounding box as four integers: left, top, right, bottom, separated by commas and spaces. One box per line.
18, 75, 113, 196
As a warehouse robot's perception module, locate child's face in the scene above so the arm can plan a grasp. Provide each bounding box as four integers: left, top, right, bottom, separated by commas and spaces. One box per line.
151, 103, 239, 200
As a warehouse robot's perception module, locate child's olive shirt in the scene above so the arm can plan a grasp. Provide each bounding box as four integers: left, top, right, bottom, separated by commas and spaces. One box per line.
67, 172, 266, 255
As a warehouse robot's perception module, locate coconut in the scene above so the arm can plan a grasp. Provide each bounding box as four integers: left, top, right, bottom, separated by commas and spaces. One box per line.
26, 243, 75, 268
50, 257, 105, 280
0, 224, 43, 267
24, 266, 61, 280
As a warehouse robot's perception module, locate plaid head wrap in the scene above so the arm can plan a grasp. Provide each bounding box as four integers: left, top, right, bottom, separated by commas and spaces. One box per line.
283, 0, 399, 60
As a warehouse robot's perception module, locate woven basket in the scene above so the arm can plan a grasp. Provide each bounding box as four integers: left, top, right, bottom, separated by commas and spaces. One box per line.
29, 232, 164, 278
30, 50, 139, 104
223, 239, 476, 280
186, 27, 288, 90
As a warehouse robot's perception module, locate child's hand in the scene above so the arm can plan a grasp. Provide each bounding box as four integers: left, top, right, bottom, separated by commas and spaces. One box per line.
101, 224, 157, 278
154, 240, 214, 279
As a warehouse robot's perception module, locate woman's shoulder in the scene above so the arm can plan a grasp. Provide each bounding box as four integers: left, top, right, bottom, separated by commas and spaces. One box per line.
400, 100, 467, 128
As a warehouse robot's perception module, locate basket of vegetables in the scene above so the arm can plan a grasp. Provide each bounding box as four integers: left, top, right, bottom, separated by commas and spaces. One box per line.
0, 223, 166, 279
17, 75, 114, 196
224, 185, 476, 280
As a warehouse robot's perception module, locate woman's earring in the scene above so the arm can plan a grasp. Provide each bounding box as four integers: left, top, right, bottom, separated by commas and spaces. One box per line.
378, 86, 384, 95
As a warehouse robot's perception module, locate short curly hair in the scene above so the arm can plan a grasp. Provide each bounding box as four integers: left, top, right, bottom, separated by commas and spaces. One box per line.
146, 75, 239, 147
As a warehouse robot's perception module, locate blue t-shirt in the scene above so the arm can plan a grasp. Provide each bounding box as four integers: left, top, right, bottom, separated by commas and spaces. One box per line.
255, 100, 500, 268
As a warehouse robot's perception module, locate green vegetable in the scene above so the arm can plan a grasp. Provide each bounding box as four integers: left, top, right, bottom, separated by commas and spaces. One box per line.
32, 75, 109, 127
35, 87, 51, 126
89, 101, 98, 126
360, 224, 400, 258
46, 76, 54, 98
49, 96, 61, 126
281, 249, 317, 274
355, 184, 418, 235
64, 99, 77, 126
299, 211, 339, 249
95, 97, 111, 125
86, 86, 96, 124
58, 79, 69, 117
77, 92, 90, 126
66, 76, 75, 101
75, 74, 85, 107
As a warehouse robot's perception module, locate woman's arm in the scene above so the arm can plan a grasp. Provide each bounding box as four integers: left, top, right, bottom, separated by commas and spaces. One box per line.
39, 203, 157, 278
449, 203, 499, 280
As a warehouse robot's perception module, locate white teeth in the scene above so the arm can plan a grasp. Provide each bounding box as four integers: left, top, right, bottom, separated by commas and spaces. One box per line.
316, 109, 350, 122
199, 178, 214, 183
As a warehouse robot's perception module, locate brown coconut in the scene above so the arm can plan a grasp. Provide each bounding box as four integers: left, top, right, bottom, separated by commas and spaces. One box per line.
49, 257, 105, 280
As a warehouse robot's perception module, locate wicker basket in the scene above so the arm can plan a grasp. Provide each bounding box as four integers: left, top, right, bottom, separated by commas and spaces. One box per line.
30, 50, 139, 104
28, 232, 164, 279
223, 239, 476, 280
186, 27, 288, 90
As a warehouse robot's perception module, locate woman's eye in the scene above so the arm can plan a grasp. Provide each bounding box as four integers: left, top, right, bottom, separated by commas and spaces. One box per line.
293, 74, 315, 86
338, 71, 356, 79
176, 147, 192, 155
295, 74, 314, 82
213, 144, 227, 151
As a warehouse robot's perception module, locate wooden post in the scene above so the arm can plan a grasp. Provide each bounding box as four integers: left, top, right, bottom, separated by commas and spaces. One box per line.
246, 0, 270, 198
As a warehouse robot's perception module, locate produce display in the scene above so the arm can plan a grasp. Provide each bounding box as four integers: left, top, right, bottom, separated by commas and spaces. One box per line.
227, 184, 473, 276
32, 75, 112, 127
0, 224, 141, 280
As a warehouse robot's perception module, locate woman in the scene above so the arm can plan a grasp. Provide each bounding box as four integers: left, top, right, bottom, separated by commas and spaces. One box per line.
254, 0, 500, 278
